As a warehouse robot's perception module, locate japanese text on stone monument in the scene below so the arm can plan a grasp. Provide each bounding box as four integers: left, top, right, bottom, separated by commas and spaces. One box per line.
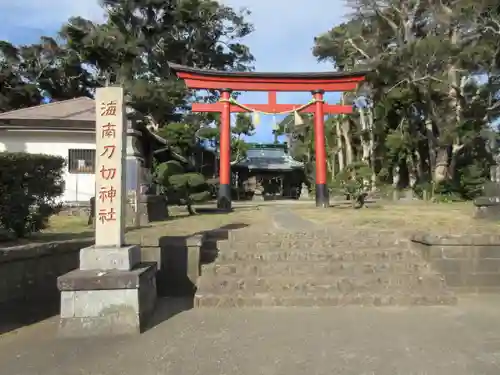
95, 88, 126, 247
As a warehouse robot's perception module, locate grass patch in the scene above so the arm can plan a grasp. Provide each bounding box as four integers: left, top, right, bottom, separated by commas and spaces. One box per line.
1, 205, 267, 248
293, 201, 500, 235
43, 215, 90, 234
0, 215, 93, 248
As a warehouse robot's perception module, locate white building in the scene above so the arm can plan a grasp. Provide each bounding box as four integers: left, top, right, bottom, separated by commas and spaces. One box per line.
0, 97, 141, 203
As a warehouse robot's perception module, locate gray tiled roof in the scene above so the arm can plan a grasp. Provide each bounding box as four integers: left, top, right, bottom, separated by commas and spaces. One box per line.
0, 97, 95, 122
0, 97, 136, 131
235, 148, 304, 171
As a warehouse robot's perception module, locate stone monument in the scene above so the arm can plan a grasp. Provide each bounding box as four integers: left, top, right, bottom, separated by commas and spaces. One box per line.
57, 87, 157, 336
299, 183, 310, 200
473, 154, 500, 220
252, 180, 265, 201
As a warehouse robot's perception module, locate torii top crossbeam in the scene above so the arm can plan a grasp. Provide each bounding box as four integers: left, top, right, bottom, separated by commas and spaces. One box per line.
168, 63, 369, 91
168, 62, 369, 209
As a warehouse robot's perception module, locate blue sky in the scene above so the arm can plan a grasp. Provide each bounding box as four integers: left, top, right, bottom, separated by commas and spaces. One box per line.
0, 0, 349, 142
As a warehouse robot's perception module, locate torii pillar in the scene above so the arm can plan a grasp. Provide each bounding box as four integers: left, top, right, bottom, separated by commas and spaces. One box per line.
168, 63, 368, 209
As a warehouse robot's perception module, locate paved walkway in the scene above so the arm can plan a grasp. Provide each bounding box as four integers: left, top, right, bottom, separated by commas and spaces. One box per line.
270, 207, 318, 231
1, 295, 500, 375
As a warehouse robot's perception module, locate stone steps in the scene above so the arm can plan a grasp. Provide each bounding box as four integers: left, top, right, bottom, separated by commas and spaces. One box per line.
211, 249, 421, 262
202, 260, 432, 277
196, 228, 456, 307
212, 237, 409, 249
197, 274, 446, 294
206, 229, 406, 247
195, 291, 457, 308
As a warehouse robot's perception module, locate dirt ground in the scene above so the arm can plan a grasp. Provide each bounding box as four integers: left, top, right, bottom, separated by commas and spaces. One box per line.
293, 201, 500, 235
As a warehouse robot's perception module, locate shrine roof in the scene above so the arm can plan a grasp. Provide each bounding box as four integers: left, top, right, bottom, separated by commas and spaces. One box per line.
234, 147, 304, 171
168, 63, 370, 80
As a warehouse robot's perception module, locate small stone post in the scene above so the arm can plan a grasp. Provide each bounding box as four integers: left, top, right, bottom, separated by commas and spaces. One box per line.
299, 183, 310, 200
57, 87, 157, 337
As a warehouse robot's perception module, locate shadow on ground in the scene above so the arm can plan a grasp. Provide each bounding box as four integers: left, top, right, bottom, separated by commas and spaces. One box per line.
0, 298, 60, 336
152, 222, 248, 297
136, 222, 251, 332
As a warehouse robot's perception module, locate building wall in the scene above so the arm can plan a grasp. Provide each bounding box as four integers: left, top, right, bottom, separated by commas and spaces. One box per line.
0, 130, 140, 203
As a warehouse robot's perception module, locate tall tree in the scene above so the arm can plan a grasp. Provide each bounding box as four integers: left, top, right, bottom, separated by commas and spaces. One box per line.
0, 42, 40, 111
59, 0, 255, 126
312, 0, 500, 199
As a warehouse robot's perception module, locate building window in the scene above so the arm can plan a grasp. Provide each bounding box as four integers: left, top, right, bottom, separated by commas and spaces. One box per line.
68, 149, 96, 174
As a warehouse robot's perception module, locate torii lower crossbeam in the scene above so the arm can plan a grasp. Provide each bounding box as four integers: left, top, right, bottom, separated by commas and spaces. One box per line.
191, 92, 353, 114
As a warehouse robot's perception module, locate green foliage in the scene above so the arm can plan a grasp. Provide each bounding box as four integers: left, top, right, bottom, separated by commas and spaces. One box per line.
0, 42, 41, 112
233, 113, 255, 138
154, 161, 210, 212
432, 181, 465, 203
59, 0, 254, 125
311, 0, 500, 202
1, 0, 254, 125
190, 191, 211, 202
331, 162, 372, 208
155, 160, 185, 186
169, 173, 207, 190
0, 152, 65, 238
157, 123, 199, 156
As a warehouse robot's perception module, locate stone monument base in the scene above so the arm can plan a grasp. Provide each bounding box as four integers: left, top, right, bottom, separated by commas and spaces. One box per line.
473, 196, 500, 220
57, 262, 157, 337
142, 194, 168, 222
80, 245, 141, 271
299, 186, 310, 200
252, 192, 264, 201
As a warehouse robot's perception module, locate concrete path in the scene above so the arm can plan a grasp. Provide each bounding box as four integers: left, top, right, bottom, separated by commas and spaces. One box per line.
1, 295, 500, 375
270, 207, 318, 231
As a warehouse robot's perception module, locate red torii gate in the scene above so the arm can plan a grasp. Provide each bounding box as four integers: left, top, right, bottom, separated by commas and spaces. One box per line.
168, 63, 368, 209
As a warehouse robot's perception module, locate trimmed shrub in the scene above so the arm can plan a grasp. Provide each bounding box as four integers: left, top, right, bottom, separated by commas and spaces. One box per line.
154, 161, 211, 214
0, 152, 65, 238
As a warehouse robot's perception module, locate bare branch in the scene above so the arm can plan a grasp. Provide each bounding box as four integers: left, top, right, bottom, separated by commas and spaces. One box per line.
346, 38, 371, 59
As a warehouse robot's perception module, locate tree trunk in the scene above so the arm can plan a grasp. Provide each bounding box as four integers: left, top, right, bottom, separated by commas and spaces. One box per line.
331, 152, 336, 180
335, 119, 345, 172
434, 147, 449, 183
341, 117, 354, 166
392, 165, 400, 201
358, 107, 371, 186
358, 108, 370, 163
408, 154, 418, 196
367, 107, 377, 187
439, 26, 464, 182
425, 117, 438, 182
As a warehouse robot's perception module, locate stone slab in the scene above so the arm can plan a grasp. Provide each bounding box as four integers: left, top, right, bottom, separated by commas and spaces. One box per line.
411, 233, 500, 292
57, 263, 157, 291
79, 245, 141, 271
411, 233, 500, 246
58, 263, 157, 337
194, 292, 457, 307
148, 235, 203, 296
474, 205, 500, 220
